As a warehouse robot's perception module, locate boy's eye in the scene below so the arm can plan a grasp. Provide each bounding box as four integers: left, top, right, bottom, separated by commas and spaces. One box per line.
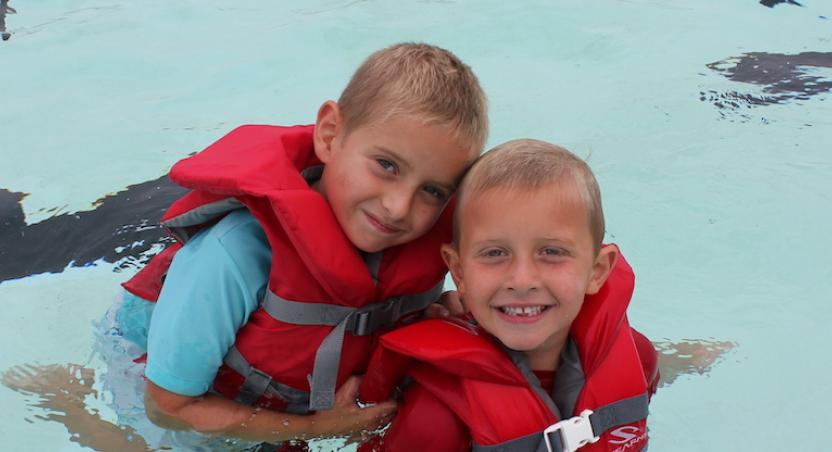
423, 185, 447, 201
481, 248, 507, 258
540, 247, 566, 257
377, 159, 397, 174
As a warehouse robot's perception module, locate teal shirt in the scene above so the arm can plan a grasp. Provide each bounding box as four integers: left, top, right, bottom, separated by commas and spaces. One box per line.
144, 209, 271, 396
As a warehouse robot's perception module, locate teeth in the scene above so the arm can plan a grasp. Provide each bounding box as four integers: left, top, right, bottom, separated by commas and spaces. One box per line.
500, 306, 545, 316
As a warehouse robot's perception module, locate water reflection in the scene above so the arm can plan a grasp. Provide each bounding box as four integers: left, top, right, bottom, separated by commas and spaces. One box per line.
760, 0, 802, 7
1, 338, 736, 450
654, 339, 737, 388
1, 364, 152, 452
0, 176, 186, 284
701, 51, 832, 120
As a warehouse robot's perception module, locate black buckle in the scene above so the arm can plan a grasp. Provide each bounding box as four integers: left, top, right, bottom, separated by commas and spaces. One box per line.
348, 298, 405, 336
352, 310, 373, 336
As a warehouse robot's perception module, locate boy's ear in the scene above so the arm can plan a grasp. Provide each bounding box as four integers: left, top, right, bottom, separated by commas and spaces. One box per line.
313, 100, 342, 164
441, 243, 465, 296
586, 245, 619, 295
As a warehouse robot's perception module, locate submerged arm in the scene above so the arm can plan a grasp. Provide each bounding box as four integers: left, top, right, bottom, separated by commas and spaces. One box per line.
146, 376, 396, 443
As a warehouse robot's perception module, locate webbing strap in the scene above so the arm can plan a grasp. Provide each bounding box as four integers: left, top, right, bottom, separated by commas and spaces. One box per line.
223, 346, 311, 414
163, 198, 243, 243
308, 316, 349, 410
473, 432, 546, 452
586, 394, 649, 443
364, 252, 383, 284
504, 348, 561, 419
543, 394, 648, 452
262, 282, 443, 410
473, 394, 649, 452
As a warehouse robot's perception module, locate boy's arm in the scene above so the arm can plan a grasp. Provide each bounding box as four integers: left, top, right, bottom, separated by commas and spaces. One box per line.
143, 211, 396, 441
146, 376, 396, 442
145, 211, 269, 398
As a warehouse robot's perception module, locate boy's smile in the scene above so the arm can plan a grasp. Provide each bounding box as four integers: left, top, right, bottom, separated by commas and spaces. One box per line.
314, 103, 476, 253
444, 181, 614, 370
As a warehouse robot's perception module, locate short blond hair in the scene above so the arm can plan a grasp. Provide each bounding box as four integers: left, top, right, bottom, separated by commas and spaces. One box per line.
338, 43, 488, 151
455, 139, 605, 252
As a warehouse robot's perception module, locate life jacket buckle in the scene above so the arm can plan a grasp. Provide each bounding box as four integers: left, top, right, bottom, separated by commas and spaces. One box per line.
352, 310, 373, 336
349, 298, 404, 336
543, 409, 599, 452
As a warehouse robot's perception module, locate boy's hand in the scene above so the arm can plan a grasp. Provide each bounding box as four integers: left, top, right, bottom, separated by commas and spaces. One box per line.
424, 290, 465, 318
308, 376, 396, 441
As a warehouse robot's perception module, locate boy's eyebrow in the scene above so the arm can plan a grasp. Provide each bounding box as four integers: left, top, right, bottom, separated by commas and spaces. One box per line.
539, 237, 577, 248
375, 145, 457, 192
469, 239, 504, 248
541, 236, 573, 244
374, 146, 412, 171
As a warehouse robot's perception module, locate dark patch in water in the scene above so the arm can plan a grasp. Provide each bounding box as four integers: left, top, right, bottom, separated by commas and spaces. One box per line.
759, 0, 802, 7
0, 176, 186, 284
0, 0, 16, 41
701, 52, 832, 120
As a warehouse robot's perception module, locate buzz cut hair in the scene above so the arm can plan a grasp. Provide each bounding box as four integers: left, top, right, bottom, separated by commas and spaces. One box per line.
454, 139, 605, 253
338, 42, 488, 152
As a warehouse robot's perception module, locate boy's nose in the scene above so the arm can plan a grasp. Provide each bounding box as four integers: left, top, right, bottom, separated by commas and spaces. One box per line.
381, 188, 414, 221
507, 257, 540, 296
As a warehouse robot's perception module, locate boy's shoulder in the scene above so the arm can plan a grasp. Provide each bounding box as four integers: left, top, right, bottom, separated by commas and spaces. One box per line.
201, 209, 266, 246
181, 209, 271, 270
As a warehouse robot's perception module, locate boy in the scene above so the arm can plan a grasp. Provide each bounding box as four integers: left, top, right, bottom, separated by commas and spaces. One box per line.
358, 139, 659, 451
119, 42, 488, 445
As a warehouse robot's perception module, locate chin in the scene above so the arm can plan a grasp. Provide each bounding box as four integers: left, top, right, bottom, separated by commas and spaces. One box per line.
346, 231, 382, 253
496, 334, 545, 353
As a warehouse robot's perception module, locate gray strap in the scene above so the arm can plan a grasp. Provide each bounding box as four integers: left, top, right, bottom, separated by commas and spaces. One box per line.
587, 394, 649, 440
474, 394, 649, 452
551, 340, 585, 421
223, 346, 311, 413
479, 341, 646, 452
262, 282, 443, 333
223, 346, 274, 406
506, 339, 585, 420
162, 197, 243, 242
364, 252, 383, 284
541, 394, 649, 452
262, 291, 355, 326
474, 432, 548, 452
263, 282, 443, 411
307, 316, 349, 410
503, 348, 561, 419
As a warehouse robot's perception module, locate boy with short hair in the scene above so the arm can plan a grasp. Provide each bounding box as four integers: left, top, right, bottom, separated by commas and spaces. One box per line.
120, 42, 488, 444
359, 139, 659, 451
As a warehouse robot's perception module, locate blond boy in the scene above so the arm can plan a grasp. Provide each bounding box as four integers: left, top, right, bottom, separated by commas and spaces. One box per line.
113, 43, 489, 446
360, 140, 658, 452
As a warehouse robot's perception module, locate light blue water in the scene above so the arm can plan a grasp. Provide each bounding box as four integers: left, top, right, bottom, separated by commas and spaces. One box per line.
1, 1, 831, 450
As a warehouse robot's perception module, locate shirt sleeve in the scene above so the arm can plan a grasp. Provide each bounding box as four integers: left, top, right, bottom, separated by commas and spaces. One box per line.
145, 210, 271, 396
361, 382, 470, 452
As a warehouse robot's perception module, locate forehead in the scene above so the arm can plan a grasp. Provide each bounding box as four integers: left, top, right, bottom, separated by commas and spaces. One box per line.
347, 114, 478, 175
458, 182, 593, 242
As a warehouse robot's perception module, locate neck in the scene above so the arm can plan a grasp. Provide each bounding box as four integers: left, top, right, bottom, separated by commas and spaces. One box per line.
525, 330, 569, 372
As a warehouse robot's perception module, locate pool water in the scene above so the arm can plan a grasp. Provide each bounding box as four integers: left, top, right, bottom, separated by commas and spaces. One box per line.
2, 1, 831, 450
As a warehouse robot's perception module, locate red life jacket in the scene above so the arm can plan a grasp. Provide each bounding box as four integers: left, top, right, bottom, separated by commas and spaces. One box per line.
122, 125, 452, 412
359, 252, 654, 452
